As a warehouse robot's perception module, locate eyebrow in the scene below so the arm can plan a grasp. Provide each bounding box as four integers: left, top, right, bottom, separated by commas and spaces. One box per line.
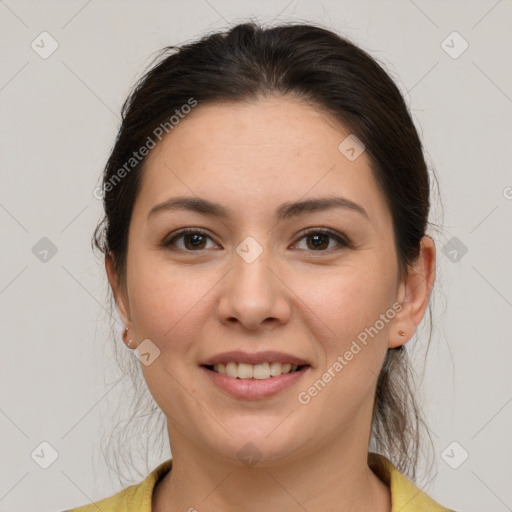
147, 195, 369, 221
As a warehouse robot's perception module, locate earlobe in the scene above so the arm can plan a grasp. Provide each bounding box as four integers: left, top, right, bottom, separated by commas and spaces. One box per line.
388, 303, 417, 348
388, 236, 436, 349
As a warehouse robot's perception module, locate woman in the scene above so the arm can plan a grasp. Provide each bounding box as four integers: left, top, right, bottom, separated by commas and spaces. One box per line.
66, 21, 455, 512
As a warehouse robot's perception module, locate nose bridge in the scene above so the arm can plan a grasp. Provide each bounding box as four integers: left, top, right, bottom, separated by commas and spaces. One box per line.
235, 242, 272, 299
216, 236, 291, 330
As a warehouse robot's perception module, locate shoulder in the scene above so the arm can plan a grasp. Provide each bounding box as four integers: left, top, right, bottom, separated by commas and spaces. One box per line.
63, 459, 173, 512
62, 484, 138, 512
368, 452, 458, 512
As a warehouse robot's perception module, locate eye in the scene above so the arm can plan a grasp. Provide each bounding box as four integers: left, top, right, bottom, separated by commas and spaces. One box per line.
162, 227, 349, 253
163, 229, 219, 251
292, 228, 349, 252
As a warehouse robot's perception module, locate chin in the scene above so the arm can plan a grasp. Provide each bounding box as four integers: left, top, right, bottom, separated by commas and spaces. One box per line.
207, 427, 307, 468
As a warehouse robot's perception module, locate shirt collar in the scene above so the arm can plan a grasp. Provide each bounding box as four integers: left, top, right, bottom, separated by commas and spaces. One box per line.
369, 452, 452, 511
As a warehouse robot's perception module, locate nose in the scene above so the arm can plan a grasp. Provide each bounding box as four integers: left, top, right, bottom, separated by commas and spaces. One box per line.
216, 247, 291, 332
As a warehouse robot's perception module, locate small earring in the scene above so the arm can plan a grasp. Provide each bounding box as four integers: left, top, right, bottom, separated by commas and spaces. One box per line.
123, 327, 134, 349
398, 329, 406, 337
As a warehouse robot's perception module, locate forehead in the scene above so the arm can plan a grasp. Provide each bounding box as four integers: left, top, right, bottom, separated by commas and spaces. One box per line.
134, 96, 390, 226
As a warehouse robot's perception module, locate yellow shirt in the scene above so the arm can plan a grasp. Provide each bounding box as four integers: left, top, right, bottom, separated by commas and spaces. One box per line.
64, 453, 456, 511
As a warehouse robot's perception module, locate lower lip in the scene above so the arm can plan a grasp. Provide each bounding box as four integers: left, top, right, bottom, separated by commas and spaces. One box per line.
201, 366, 310, 400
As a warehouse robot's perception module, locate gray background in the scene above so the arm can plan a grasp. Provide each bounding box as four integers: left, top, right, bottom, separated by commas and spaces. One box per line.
1, 1, 511, 511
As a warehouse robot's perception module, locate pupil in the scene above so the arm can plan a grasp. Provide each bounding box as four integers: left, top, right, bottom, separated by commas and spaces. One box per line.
186, 234, 205, 250
308, 234, 328, 250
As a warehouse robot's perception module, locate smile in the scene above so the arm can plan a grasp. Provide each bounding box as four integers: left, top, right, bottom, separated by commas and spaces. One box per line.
206, 361, 308, 379
201, 364, 311, 400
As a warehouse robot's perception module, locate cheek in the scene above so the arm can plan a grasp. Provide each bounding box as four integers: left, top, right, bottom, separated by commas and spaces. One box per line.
296, 258, 396, 334
293, 258, 396, 380
127, 261, 215, 414
126, 254, 219, 353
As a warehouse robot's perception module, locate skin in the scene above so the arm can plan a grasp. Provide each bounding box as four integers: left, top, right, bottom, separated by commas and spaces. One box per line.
106, 96, 436, 512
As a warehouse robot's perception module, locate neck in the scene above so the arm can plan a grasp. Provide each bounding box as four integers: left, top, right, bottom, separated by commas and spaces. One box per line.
152, 430, 390, 512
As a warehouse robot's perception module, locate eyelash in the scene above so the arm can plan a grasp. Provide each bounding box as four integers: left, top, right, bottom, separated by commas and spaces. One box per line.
162, 228, 350, 253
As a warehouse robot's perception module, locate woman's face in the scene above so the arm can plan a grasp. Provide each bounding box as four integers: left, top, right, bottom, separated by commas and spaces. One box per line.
110, 96, 425, 465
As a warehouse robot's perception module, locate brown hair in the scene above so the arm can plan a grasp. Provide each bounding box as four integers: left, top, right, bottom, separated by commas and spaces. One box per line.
93, 21, 436, 483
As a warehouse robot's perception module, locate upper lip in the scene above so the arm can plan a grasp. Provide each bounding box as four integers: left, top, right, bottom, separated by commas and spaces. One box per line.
200, 350, 311, 366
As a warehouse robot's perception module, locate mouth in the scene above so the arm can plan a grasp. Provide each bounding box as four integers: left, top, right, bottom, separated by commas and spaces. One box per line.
199, 350, 312, 399
200, 362, 312, 400
201, 362, 311, 380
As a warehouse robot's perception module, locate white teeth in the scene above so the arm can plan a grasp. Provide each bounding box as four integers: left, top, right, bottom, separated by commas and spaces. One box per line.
226, 362, 237, 378
212, 361, 300, 379
237, 363, 254, 379
270, 361, 284, 377
253, 362, 270, 379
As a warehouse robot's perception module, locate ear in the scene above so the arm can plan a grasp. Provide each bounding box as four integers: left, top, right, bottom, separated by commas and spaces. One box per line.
388, 236, 436, 348
105, 252, 132, 328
